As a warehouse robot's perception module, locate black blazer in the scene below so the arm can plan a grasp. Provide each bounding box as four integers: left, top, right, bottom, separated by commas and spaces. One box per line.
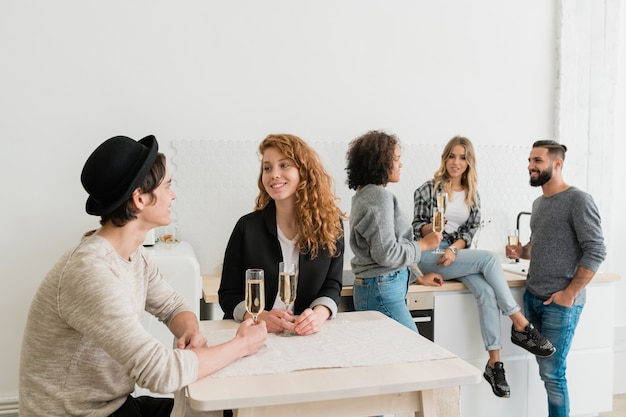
218, 201, 344, 319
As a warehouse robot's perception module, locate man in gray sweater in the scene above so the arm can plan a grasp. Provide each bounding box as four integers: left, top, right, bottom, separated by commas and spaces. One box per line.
507, 140, 606, 417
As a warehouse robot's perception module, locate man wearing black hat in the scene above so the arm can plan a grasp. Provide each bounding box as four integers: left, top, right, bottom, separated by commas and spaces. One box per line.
19, 135, 267, 417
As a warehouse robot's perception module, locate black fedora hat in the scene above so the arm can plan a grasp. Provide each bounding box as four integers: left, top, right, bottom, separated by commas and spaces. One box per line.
81, 135, 159, 216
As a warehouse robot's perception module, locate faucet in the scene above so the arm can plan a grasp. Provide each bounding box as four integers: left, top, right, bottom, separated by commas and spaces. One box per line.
514, 212, 531, 263
516, 211, 531, 231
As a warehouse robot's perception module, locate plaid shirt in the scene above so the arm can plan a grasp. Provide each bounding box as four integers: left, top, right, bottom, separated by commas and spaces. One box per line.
412, 179, 481, 247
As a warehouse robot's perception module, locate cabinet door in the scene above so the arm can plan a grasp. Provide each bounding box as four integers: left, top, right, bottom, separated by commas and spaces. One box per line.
433, 289, 526, 360
136, 243, 201, 398
461, 357, 530, 417
571, 283, 615, 349
434, 291, 531, 417
434, 292, 486, 359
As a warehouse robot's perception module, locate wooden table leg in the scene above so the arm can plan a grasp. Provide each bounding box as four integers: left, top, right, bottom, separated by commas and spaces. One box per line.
416, 389, 436, 417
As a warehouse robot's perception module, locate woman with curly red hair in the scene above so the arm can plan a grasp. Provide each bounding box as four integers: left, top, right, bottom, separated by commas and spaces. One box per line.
219, 133, 347, 336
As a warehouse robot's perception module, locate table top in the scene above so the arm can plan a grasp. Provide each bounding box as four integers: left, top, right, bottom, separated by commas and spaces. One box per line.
187, 310, 481, 412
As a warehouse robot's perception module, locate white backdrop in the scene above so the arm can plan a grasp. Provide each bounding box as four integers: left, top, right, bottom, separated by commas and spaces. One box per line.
1, 0, 622, 403
170, 140, 541, 275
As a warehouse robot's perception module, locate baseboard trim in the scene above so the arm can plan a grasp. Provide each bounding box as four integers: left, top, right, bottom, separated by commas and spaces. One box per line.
0, 396, 18, 416
615, 325, 626, 394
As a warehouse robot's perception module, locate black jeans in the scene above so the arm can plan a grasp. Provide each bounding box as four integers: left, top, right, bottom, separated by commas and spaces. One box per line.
109, 395, 174, 417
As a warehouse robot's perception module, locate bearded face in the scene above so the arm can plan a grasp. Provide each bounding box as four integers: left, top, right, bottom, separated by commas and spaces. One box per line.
529, 163, 553, 187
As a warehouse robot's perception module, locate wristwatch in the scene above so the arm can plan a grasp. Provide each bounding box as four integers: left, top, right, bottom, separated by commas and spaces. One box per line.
447, 246, 458, 255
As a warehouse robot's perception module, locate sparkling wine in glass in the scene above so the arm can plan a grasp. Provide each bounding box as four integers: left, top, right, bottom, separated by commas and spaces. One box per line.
507, 229, 520, 263
278, 262, 297, 336
432, 209, 445, 254
279, 262, 297, 309
437, 191, 448, 214
245, 269, 265, 322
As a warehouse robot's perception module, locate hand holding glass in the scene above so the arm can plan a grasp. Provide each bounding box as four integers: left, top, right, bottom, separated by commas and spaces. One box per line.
507, 229, 519, 263
245, 269, 265, 322
278, 262, 297, 336
432, 209, 445, 254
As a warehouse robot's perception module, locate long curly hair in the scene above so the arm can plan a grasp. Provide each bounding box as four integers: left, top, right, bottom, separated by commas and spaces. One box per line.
255, 134, 347, 258
345, 130, 399, 190
433, 136, 479, 209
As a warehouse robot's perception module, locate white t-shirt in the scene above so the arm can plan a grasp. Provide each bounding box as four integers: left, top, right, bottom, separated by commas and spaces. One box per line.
444, 190, 470, 235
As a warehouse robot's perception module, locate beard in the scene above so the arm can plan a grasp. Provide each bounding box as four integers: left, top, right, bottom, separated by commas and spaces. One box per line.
529, 166, 552, 187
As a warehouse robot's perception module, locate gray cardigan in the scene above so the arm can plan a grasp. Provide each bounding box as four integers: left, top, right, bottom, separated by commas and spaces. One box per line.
349, 184, 422, 278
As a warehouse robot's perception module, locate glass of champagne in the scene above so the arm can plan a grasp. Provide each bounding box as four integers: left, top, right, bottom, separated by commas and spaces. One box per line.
432, 208, 445, 254
245, 268, 265, 322
278, 261, 297, 336
507, 229, 520, 263
432, 191, 448, 254
436, 191, 448, 215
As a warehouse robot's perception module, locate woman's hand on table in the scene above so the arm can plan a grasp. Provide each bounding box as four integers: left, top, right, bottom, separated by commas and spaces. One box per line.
293, 306, 329, 336
258, 308, 297, 334
255, 306, 330, 335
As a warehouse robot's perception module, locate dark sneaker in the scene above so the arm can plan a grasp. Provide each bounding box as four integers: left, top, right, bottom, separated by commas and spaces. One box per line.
511, 324, 556, 357
483, 361, 510, 398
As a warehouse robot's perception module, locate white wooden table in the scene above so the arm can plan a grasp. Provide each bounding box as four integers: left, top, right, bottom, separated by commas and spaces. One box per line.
187, 311, 480, 417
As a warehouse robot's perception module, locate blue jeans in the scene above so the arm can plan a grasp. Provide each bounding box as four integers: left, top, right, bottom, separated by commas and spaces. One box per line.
418, 244, 520, 351
352, 268, 417, 333
524, 291, 583, 417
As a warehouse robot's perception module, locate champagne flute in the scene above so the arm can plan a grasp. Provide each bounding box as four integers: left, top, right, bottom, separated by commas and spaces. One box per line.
245, 269, 265, 322
432, 209, 445, 254
278, 261, 297, 336
436, 191, 448, 214
507, 229, 520, 263
432, 191, 448, 254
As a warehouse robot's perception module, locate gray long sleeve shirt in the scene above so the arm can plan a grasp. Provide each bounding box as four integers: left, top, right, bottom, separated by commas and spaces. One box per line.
349, 184, 422, 278
527, 186, 606, 304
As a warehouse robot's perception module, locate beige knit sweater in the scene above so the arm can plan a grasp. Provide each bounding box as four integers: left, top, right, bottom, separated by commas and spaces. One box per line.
19, 233, 198, 416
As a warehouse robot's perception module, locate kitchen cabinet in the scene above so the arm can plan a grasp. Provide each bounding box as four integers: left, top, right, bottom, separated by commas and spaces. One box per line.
141, 241, 201, 345
136, 241, 202, 397
435, 282, 616, 417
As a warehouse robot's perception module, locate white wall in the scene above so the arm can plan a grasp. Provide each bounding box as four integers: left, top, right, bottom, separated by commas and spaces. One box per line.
612, 0, 626, 333
0, 0, 620, 403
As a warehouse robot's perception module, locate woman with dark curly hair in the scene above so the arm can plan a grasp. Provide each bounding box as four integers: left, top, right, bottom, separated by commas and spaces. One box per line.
219, 133, 348, 336
345, 130, 442, 332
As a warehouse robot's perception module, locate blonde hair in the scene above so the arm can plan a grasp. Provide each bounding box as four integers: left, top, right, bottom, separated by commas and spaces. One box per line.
433, 136, 479, 209
255, 134, 347, 258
